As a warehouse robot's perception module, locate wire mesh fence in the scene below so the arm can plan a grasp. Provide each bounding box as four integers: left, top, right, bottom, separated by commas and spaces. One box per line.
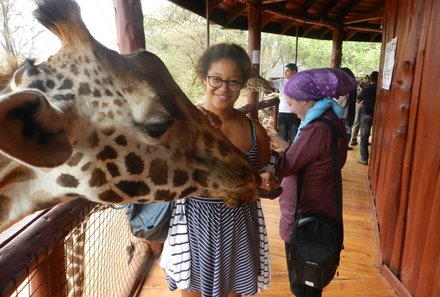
0, 199, 152, 297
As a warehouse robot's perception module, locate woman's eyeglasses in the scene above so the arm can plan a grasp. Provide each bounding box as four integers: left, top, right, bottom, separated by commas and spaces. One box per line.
207, 76, 243, 92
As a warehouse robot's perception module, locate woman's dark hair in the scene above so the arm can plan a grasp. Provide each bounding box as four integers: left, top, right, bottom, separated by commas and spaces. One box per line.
196, 43, 252, 83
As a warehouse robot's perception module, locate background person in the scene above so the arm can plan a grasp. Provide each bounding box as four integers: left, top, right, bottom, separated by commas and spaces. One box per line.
357, 70, 378, 165
271, 63, 301, 142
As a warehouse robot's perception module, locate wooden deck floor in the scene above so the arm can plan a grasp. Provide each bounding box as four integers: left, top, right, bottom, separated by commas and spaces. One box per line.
138, 145, 398, 297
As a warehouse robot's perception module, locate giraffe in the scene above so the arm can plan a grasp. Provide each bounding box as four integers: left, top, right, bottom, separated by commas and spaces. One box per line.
245, 67, 278, 95
0, 0, 261, 233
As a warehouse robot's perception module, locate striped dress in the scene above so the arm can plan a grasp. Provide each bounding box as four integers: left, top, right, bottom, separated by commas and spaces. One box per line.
160, 119, 271, 296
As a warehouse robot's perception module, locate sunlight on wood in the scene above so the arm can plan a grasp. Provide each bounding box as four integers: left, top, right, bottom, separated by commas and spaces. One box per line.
139, 145, 398, 296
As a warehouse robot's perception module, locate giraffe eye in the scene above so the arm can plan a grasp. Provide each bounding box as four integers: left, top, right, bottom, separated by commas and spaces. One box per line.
136, 119, 174, 139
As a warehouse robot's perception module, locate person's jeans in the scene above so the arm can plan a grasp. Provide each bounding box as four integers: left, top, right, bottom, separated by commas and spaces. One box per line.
351, 102, 362, 143
360, 113, 373, 162
285, 243, 323, 297
278, 113, 300, 142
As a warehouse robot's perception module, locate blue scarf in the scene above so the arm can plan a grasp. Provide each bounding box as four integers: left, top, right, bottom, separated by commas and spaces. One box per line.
293, 97, 344, 141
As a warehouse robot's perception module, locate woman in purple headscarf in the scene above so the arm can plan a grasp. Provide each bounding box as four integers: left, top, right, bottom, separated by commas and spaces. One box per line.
262, 68, 357, 297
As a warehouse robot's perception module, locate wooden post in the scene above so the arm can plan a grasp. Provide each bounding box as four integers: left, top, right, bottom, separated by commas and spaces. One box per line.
113, 0, 146, 54
247, 0, 262, 120
331, 26, 343, 68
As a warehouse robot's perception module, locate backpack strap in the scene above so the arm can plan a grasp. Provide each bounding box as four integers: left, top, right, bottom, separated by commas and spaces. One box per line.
294, 116, 343, 224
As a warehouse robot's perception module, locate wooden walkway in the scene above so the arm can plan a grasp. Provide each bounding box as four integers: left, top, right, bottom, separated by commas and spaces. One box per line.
139, 145, 398, 297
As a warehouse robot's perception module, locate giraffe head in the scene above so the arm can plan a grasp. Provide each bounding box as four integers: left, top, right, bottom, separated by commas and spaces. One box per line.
0, 0, 260, 231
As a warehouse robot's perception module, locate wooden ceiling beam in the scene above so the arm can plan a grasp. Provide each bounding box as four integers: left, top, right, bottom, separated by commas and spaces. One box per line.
207, 0, 222, 13
320, 0, 340, 16
260, 12, 274, 27
225, 2, 247, 26
344, 10, 384, 24
265, 7, 341, 28
345, 24, 382, 33
339, 0, 363, 18
280, 20, 294, 34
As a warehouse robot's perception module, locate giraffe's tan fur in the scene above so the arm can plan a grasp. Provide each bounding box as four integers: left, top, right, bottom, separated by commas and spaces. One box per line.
0, 0, 261, 233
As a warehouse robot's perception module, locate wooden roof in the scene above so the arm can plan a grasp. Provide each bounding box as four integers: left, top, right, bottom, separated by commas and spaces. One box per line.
167, 0, 384, 42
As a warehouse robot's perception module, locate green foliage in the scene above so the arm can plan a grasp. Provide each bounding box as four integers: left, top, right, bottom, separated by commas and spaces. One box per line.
143, 4, 381, 103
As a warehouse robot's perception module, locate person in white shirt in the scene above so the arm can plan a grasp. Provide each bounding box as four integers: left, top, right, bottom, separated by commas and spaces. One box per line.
271, 63, 301, 143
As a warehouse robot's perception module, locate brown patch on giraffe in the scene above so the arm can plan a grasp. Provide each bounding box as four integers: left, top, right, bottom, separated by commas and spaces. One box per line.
0, 195, 11, 219
104, 89, 113, 96
96, 145, 118, 161
53, 93, 75, 101
180, 186, 197, 198
100, 127, 116, 136
58, 78, 73, 90
193, 169, 209, 187
149, 159, 168, 185
107, 111, 114, 119
212, 182, 219, 189
93, 89, 101, 97
116, 181, 150, 197
113, 99, 123, 106
70, 64, 79, 75
155, 190, 177, 201
78, 82, 91, 95
46, 79, 55, 89
173, 169, 189, 187
84, 68, 91, 77
67, 152, 84, 167
106, 163, 120, 177
57, 173, 79, 188
217, 140, 233, 156
202, 131, 215, 149
28, 80, 46, 92
86, 131, 99, 148
101, 102, 109, 108
122, 86, 133, 93
81, 162, 91, 172
94, 78, 101, 85
0, 165, 37, 189
89, 168, 107, 187
91, 101, 99, 107
115, 135, 127, 146
125, 153, 144, 174
99, 190, 123, 203
96, 112, 106, 121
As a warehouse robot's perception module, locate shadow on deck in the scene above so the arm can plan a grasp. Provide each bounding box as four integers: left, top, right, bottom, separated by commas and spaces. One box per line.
138, 145, 398, 297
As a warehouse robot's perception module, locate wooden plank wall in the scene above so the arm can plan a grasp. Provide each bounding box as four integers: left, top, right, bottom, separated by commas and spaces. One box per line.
369, 0, 440, 296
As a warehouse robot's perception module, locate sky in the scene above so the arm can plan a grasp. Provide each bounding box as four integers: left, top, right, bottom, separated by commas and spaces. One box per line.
14, 0, 171, 60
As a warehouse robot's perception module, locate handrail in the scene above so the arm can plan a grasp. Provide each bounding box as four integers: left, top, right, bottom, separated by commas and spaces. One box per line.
0, 199, 93, 296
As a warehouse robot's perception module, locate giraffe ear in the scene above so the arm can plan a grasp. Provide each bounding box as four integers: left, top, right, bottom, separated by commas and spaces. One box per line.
0, 90, 73, 168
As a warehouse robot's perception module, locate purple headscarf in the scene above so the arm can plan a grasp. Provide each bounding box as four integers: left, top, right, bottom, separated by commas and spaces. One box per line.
284, 68, 358, 101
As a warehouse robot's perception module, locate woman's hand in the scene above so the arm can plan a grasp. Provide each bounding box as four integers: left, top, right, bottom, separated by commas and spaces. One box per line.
266, 127, 290, 151
197, 105, 222, 129
258, 171, 282, 199
259, 172, 279, 191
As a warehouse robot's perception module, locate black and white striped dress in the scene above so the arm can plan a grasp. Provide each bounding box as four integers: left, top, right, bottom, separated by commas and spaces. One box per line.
160, 119, 271, 296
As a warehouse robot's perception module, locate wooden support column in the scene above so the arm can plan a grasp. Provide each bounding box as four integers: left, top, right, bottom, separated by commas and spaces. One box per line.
113, 0, 163, 256
113, 0, 146, 54
331, 26, 343, 68
247, 0, 262, 120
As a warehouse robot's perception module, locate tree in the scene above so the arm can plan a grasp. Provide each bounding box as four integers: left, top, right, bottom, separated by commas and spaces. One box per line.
0, 0, 46, 62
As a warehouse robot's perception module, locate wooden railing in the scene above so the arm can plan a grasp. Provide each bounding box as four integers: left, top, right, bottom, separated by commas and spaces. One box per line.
0, 199, 151, 297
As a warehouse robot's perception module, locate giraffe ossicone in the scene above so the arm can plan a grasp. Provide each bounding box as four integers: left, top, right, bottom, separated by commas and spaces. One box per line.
0, 0, 261, 233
